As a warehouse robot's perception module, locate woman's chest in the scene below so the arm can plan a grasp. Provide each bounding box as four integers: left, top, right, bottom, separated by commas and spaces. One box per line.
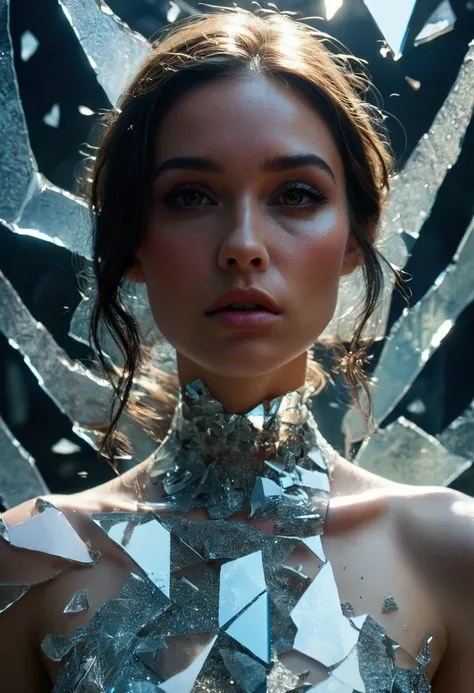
40, 506, 445, 691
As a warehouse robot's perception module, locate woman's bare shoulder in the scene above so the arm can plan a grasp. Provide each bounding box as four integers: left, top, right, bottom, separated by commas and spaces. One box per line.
0, 489, 138, 692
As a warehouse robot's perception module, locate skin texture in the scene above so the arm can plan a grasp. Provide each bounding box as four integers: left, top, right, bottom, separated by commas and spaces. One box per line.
131, 75, 360, 412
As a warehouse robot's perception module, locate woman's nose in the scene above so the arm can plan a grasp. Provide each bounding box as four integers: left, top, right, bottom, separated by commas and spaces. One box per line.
217, 203, 270, 272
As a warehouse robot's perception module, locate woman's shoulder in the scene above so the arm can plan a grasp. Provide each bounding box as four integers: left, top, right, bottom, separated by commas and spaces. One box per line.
0, 490, 137, 692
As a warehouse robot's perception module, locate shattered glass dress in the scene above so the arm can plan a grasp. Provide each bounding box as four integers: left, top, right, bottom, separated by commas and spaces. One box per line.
0, 381, 432, 692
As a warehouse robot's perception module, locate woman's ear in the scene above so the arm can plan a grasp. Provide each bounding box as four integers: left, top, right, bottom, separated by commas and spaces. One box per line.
341, 234, 361, 276
127, 259, 146, 283
341, 219, 377, 276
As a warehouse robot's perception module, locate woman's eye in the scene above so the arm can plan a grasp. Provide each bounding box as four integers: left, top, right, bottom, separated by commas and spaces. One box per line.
163, 186, 214, 209
273, 183, 328, 208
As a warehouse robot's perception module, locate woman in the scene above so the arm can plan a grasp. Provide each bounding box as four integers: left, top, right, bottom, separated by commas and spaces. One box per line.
0, 8, 473, 692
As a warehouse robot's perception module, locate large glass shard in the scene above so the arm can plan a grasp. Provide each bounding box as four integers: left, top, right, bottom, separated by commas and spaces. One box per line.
343, 214, 474, 442
438, 398, 474, 462
225, 592, 270, 664
0, 568, 62, 614
218, 550, 266, 627
158, 634, 217, 693
20, 30, 39, 62
0, 0, 38, 225
302, 535, 326, 563
58, 0, 150, 107
64, 588, 90, 613
14, 175, 92, 258
0, 272, 158, 459
323, 38, 474, 344
331, 646, 366, 692
4, 500, 97, 563
382, 39, 474, 242
219, 649, 267, 693
91, 513, 171, 596
0, 415, 49, 509
291, 561, 359, 667
356, 616, 397, 691
363, 0, 417, 57
355, 416, 471, 485
324, 0, 343, 21
414, 1, 456, 47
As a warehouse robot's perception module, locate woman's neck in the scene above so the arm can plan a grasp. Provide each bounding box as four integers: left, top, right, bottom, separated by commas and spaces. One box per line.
176, 352, 308, 414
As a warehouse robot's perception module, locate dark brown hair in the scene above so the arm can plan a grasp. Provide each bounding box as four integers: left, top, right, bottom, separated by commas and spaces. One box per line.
84, 8, 398, 462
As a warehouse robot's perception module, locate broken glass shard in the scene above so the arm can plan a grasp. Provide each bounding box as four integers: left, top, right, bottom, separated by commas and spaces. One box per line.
64, 588, 90, 613
363, 0, 417, 57
331, 645, 366, 692
414, 0, 456, 46
41, 633, 74, 662
438, 397, 474, 463
43, 103, 60, 128
0, 568, 62, 614
355, 416, 471, 486
225, 592, 270, 664
158, 634, 218, 693
344, 213, 474, 442
20, 30, 39, 61
4, 501, 97, 564
219, 649, 267, 693
0, 272, 158, 459
291, 561, 358, 667
218, 550, 266, 627
58, 0, 150, 106
324, 37, 474, 345
0, 0, 37, 225
302, 535, 326, 563
381, 595, 399, 613
14, 176, 92, 258
91, 513, 171, 596
0, 415, 49, 509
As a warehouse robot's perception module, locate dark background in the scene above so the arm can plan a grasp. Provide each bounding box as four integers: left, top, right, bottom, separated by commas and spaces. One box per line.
1, 0, 474, 497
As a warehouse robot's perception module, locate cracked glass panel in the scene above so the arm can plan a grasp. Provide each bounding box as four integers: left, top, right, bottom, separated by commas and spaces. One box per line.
58, 0, 150, 106
355, 416, 472, 485
344, 214, 474, 442
0, 415, 48, 508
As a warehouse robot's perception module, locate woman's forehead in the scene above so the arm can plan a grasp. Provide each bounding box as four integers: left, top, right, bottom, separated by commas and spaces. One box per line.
153, 75, 345, 181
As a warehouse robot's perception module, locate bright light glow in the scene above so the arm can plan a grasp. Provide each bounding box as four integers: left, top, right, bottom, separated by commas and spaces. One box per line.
324, 0, 343, 20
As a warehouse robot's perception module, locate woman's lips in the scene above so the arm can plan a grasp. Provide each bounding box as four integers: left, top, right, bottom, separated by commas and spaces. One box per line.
207, 308, 282, 329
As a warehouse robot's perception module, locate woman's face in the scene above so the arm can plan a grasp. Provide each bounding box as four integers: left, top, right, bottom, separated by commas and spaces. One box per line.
135, 75, 358, 378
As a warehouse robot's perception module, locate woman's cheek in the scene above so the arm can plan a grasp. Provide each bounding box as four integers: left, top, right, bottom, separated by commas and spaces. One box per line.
141, 231, 212, 290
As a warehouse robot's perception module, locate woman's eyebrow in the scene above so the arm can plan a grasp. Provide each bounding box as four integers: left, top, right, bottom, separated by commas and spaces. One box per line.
154, 153, 335, 181
154, 157, 222, 179
263, 154, 335, 181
